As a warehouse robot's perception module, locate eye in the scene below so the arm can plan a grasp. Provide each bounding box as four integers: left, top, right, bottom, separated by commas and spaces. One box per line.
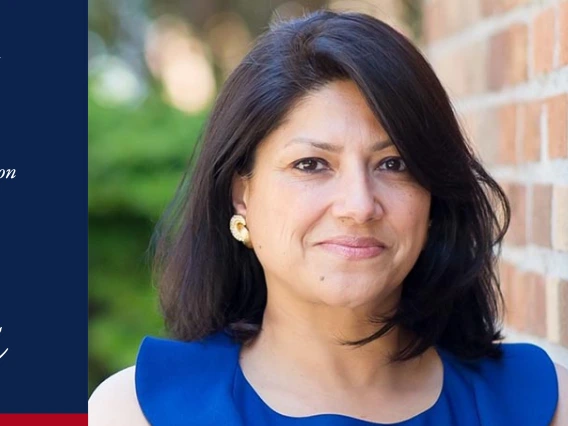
293, 158, 329, 173
378, 157, 407, 172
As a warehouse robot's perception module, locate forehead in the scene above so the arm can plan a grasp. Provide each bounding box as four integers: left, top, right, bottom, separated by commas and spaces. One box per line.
275, 80, 388, 143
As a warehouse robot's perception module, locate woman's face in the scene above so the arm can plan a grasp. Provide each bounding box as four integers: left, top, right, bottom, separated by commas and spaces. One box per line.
233, 80, 431, 313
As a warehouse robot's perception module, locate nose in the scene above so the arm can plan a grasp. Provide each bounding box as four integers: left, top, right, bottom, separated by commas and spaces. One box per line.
331, 166, 384, 224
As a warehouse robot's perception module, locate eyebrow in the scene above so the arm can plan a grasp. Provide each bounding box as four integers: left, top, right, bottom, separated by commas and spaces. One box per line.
284, 137, 394, 153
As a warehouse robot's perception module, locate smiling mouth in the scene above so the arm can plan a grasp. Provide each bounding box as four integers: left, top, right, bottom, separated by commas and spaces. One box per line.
317, 243, 385, 260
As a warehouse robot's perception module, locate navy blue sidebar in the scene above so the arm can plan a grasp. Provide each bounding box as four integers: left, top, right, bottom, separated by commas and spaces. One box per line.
0, 1, 87, 413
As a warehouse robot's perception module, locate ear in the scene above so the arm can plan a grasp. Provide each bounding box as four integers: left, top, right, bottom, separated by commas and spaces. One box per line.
231, 173, 250, 216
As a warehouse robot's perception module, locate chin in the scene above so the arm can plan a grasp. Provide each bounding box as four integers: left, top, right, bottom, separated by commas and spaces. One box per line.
313, 277, 383, 309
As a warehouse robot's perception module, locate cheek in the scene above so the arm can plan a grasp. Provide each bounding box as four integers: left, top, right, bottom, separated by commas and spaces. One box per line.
247, 178, 316, 250
388, 187, 431, 242
249, 181, 334, 275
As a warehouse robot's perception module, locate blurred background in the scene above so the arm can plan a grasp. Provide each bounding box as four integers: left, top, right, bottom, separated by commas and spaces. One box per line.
89, 0, 568, 394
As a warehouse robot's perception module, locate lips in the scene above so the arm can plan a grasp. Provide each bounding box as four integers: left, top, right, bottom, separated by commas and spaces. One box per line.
316, 236, 387, 260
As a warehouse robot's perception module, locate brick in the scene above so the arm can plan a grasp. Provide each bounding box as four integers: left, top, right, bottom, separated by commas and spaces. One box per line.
488, 25, 527, 90
508, 24, 528, 86
531, 184, 553, 247
481, 0, 531, 16
440, 0, 480, 33
506, 183, 527, 246
501, 0, 532, 12
560, 279, 568, 347
547, 94, 568, 159
499, 260, 515, 302
498, 105, 517, 164
504, 267, 527, 330
552, 185, 568, 251
546, 277, 561, 343
480, 0, 500, 16
521, 101, 542, 162
505, 269, 547, 336
488, 31, 509, 90
506, 270, 547, 335
476, 108, 499, 164
560, 2, 568, 67
461, 0, 482, 28
524, 272, 547, 338
533, 8, 556, 75
465, 41, 488, 94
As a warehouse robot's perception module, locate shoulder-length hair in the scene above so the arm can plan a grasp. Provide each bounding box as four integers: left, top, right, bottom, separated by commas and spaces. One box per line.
152, 10, 510, 361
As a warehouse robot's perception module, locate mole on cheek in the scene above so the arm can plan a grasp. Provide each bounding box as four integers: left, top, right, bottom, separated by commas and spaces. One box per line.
319, 276, 325, 281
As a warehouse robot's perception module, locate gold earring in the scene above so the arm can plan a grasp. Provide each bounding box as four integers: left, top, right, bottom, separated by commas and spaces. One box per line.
230, 214, 252, 248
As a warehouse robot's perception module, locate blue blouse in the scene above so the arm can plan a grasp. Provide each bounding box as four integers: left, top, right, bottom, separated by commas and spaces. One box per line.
135, 332, 558, 425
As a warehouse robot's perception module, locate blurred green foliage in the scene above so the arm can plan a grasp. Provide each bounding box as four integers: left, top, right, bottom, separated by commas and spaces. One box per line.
88, 83, 208, 394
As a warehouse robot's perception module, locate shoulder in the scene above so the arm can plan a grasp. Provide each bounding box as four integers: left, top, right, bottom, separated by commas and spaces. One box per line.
135, 333, 239, 388
484, 343, 558, 403
448, 342, 556, 382
475, 342, 557, 384
88, 366, 150, 426
441, 342, 559, 425
551, 363, 568, 426
135, 332, 242, 425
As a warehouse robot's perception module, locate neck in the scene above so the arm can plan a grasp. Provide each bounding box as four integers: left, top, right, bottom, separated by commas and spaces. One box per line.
240, 291, 421, 391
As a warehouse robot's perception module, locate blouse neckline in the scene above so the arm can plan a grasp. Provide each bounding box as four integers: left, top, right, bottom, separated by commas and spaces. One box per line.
233, 346, 448, 425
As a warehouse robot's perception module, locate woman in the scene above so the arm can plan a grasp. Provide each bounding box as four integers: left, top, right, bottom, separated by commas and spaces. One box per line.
89, 10, 567, 425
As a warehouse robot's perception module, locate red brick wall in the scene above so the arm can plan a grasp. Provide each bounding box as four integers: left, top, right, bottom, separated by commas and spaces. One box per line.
423, 0, 568, 355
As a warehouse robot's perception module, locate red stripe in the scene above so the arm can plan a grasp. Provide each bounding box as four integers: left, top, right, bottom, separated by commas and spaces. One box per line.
0, 414, 87, 425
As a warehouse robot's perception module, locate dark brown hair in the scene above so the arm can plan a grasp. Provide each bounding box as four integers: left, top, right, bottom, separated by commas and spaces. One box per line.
151, 10, 510, 361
